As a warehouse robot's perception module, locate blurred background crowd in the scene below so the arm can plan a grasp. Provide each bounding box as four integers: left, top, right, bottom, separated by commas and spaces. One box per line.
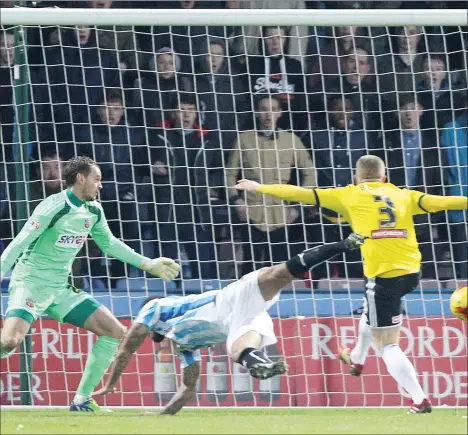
1, 0, 467, 289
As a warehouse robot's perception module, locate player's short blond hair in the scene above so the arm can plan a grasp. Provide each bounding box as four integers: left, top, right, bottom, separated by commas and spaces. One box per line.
356, 155, 386, 181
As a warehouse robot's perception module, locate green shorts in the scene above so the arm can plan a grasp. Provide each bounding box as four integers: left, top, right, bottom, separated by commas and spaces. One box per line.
6, 278, 101, 327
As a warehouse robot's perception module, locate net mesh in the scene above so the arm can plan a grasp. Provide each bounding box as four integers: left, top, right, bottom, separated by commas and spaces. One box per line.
0, 5, 467, 407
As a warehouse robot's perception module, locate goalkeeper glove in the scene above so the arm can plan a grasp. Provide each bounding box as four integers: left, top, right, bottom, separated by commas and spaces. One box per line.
140, 257, 181, 282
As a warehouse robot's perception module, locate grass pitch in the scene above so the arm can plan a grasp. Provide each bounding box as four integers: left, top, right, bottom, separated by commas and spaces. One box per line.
1, 408, 467, 434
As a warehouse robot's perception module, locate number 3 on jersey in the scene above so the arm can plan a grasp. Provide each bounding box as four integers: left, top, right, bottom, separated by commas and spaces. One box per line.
374, 195, 396, 228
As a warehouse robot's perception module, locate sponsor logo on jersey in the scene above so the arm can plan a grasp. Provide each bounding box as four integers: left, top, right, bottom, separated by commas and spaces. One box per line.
29, 220, 40, 230
26, 298, 35, 308
392, 314, 402, 324
55, 234, 88, 248
84, 218, 92, 229
371, 229, 408, 239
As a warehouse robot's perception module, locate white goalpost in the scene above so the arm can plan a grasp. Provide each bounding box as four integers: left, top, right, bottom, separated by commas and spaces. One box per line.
1, 7, 467, 26
0, 6, 467, 410
1, 8, 467, 27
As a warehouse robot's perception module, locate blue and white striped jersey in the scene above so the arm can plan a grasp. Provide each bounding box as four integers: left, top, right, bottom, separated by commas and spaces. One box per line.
135, 290, 227, 368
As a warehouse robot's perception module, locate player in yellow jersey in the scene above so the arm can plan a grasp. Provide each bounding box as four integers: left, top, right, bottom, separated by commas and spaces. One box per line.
234, 155, 468, 414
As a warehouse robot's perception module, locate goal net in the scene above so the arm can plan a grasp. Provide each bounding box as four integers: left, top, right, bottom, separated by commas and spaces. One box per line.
1, 5, 467, 408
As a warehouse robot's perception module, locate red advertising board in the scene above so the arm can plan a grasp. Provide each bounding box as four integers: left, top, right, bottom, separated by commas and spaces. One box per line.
1, 317, 466, 407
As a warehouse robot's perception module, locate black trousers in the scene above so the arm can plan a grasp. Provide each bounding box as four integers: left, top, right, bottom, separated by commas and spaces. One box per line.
240, 223, 305, 276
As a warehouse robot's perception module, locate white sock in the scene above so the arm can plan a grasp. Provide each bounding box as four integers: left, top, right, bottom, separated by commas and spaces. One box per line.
382, 344, 426, 404
73, 394, 88, 404
350, 314, 373, 365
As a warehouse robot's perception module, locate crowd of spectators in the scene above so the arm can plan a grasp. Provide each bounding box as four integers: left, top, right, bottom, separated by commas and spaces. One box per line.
1, 0, 467, 288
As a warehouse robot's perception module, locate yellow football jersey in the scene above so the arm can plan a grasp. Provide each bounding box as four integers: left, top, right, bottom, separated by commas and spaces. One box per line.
315, 182, 428, 279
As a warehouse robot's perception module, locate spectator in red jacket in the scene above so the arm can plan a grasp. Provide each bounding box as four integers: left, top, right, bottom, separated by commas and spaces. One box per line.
133, 47, 193, 128
146, 93, 222, 279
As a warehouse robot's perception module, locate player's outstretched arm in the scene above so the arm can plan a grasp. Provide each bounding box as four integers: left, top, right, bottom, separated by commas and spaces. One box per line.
160, 361, 201, 416
412, 192, 468, 215
0, 198, 55, 280
92, 322, 149, 396
234, 179, 318, 204
90, 205, 180, 281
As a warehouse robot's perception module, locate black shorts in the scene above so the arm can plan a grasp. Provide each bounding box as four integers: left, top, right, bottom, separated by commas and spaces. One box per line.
364, 272, 420, 328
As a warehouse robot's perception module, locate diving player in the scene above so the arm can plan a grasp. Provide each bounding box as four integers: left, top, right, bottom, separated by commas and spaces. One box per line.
93, 234, 364, 414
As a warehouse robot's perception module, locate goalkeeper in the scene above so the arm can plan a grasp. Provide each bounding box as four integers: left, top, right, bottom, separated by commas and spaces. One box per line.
235, 155, 467, 414
0, 156, 180, 412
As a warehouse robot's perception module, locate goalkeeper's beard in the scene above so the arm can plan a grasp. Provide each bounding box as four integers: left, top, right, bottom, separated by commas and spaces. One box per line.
82, 188, 99, 202
72, 185, 99, 202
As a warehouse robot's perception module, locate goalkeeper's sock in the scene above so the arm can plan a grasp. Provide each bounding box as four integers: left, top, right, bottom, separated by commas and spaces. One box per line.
350, 314, 373, 365
381, 344, 426, 404
286, 241, 348, 278
237, 347, 272, 368
74, 336, 120, 402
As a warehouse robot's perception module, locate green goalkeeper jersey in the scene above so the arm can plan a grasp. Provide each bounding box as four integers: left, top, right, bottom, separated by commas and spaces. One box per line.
1, 189, 146, 288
